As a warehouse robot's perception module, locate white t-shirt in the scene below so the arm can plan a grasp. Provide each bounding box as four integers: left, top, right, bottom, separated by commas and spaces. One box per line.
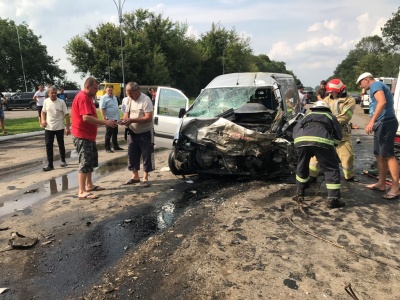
42, 98, 69, 131
34, 90, 47, 106
126, 93, 154, 134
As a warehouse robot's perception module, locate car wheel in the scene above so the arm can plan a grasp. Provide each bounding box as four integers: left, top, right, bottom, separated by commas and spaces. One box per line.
168, 151, 183, 175
363, 109, 369, 114
30, 103, 37, 110
3, 104, 9, 111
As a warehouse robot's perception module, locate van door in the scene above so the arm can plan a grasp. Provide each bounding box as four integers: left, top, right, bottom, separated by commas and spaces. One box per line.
153, 87, 189, 148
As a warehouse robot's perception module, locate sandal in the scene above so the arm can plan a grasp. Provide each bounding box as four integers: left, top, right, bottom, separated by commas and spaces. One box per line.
87, 185, 105, 192
123, 179, 141, 185
78, 193, 99, 200
382, 193, 400, 200
141, 181, 150, 188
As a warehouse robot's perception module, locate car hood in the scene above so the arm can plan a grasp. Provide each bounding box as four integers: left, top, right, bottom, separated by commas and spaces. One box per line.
180, 117, 279, 157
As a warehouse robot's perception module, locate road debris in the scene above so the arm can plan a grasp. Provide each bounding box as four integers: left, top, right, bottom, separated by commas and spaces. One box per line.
8, 232, 38, 248
0, 288, 10, 294
23, 188, 39, 194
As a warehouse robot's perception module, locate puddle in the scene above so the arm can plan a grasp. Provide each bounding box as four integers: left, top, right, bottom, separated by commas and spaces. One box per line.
0, 157, 127, 218
18, 188, 201, 299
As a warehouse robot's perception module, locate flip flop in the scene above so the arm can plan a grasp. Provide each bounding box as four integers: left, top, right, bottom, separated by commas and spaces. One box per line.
78, 193, 99, 200
364, 185, 386, 192
141, 181, 150, 188
382, 193, 400, 200
122, 179, 141, 185
87, 185, 105, 191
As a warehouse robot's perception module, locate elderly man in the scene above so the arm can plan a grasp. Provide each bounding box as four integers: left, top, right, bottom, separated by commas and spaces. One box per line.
41, 86, 70, 171
357, 72, 399, 200
121, 82, 154, 187
99, 84, 123, 153
71, 77, 118, 200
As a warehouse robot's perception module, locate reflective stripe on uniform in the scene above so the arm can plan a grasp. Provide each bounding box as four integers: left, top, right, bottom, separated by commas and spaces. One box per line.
296, 174, 309, 183
326, 183, 341, 190
294, 136, 334, 146
345, 110, 353, 117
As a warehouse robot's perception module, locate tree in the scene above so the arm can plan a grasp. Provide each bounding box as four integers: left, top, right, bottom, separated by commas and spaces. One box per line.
382, 6, 400, 51
0, 18, 67, 91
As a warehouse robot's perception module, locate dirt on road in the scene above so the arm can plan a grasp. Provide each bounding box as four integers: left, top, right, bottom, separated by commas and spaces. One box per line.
0, 106, 400, 300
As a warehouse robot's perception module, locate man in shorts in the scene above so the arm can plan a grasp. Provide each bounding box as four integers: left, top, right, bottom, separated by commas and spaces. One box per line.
0, 91, 7, 134
357, 72, 400, 200
71, 77, 118, 200
33, 85, 46, 126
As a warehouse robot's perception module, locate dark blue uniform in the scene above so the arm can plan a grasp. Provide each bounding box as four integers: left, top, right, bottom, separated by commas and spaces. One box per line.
293, 110, 343, 202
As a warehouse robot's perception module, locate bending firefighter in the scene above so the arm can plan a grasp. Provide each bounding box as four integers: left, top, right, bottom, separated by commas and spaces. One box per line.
309, 79, 356, 181
293, 101, 345, 209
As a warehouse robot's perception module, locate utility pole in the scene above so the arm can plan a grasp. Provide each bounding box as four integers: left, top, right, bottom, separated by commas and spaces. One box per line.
112, 0, 126, 88
16, 25, 28, 92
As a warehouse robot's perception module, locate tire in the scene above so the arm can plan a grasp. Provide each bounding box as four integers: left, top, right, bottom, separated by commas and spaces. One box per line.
363, 109, 369, 114
30, 103, 37, 110
2, 104, 10, 111
168, 151, 183, 175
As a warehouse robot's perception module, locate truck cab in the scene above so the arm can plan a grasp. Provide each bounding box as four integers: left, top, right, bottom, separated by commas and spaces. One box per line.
96, 83, 122, 104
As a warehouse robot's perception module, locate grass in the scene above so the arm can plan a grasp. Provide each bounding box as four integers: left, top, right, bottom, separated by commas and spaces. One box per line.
4, 117, 43, 135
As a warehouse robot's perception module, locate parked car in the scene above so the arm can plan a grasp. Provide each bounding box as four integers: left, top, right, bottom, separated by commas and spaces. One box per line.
361, 89, 370, 114
168, 72, 301, 177
302, 88, 317, 103
349, 92, 361, 104
3, 92, 36, 111
63, 90, 80, 107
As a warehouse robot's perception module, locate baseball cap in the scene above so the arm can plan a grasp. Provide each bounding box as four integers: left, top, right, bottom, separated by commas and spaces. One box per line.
356, 72, 373, 84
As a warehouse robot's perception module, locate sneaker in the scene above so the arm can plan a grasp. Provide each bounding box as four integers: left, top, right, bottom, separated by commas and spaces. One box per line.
43, 165, 54, 172
106, 149, 114, 153
114, 147, 124, 151
60, 161, 68, 167
327, 198, 345, 209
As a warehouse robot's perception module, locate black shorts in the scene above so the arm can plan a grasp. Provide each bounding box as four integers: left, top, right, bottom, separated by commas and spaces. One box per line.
37, 106, 43, 117
373, 118, 398, 157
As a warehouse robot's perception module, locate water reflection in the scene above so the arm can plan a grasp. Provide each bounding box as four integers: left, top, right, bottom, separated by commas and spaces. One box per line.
0, 157, 127, 218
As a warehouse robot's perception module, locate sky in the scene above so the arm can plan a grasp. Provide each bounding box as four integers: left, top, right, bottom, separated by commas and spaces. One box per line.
1, 0, 399, 88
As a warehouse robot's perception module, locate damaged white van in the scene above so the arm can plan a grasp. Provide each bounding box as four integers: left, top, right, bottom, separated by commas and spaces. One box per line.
168, 72, 302, 177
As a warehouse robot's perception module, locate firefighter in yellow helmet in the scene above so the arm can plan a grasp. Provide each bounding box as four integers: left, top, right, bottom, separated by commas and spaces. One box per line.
309, 79, 356, 181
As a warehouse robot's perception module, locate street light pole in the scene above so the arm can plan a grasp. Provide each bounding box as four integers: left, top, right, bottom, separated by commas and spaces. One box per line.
112, 0, 126, 88
16, 25, 28, 92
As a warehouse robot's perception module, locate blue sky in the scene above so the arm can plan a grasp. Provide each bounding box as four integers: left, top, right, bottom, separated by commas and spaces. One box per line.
1, 0, 398, 88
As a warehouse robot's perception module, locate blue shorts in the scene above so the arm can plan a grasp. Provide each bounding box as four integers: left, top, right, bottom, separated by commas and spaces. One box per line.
373, 118, 398, 157
0, 109, 4, 120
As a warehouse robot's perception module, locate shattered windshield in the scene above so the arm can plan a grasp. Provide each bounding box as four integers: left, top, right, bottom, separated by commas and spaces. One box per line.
187, 87, 257, 117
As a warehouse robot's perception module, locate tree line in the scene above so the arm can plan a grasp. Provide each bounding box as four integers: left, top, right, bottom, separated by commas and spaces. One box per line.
1, 6, 399, 95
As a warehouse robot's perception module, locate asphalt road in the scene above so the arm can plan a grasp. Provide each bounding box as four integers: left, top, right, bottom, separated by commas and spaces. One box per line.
3, 109, 38, 119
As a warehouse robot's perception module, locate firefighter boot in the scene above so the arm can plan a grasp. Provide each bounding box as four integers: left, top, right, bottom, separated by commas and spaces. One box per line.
327, 198, 345, 209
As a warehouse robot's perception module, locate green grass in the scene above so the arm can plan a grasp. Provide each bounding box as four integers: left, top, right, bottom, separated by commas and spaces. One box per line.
4, 117, 43, 135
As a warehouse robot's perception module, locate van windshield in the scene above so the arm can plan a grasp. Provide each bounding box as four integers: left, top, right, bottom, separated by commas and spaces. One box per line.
187, 87, 256, 117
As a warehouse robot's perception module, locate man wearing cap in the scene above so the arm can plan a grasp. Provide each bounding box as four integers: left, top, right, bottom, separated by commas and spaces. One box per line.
357, 72, 399, 199
293, 101, 344, 209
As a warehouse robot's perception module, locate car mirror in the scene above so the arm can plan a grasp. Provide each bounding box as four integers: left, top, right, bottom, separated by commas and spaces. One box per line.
178, 108, 186, 118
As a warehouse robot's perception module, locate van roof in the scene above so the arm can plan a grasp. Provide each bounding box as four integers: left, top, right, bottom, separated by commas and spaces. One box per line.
205, 72, 292, 88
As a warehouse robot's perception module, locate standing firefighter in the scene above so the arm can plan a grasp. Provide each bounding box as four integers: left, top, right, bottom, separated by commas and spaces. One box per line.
293, 101, 345, 208
309, 79, 356, 181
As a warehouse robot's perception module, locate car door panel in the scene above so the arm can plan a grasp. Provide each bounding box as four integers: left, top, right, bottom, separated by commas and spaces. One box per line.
153, 87, 189, 148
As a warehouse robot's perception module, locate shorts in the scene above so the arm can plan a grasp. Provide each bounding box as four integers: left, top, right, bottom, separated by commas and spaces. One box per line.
72, 136, 98, 173
37, 106, 43, 117
0, 109, 4, 120
373, 118, 398, 157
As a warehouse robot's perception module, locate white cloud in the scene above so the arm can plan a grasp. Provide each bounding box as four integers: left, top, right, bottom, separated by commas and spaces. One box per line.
268, 41, 294, 60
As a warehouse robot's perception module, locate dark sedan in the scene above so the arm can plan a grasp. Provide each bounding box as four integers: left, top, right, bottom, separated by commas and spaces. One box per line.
350, 93, 361, 104
3, 92, 36, 110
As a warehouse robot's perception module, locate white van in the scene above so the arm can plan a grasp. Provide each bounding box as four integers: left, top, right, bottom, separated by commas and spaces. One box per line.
392, 67, 400, 147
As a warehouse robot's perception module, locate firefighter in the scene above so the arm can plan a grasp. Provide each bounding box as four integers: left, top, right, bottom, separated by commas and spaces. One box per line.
309, 79, 356, 181
293, 101, 345, 208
